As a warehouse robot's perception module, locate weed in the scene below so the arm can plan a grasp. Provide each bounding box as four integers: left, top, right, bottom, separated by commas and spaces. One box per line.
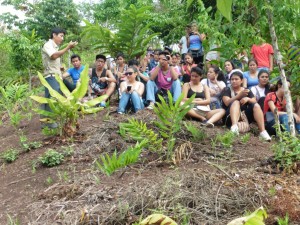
215, 131, 235, 148
6, 214, 20, 225
57, 170, 69, 182
20, 134, 42, 151
46, 177, 53, 185
240, 133, 250, 144
277, 213, 289, 225
39, 149, 64, 167
184, 122, 206, 142
95, 140, 147, 176
2, 149, 19, 163
62, 146, 74, 156
119, 118, 162, 151
41, 126, 59, 136
268, 187, 276, 196
31, 160, 38, 173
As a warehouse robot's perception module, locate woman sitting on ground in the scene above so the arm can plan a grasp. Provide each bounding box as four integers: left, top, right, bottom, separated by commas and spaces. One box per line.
224, 60, 236, 86
113, 53, 128, 83
263, 78, 300, 135
182, 67, 225, 127
181, 53, 197, 83
201, 65, 226, 109
250, 69, 270, 110
243, 59, 259, 89
117, 67, 145, 114
222, 70, 271, 140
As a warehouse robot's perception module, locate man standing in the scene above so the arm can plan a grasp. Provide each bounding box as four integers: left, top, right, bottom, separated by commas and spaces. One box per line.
146, 51, 181, 109
251, 41, 274, 72
179, 25, 190, 60
63, 54, 84, 92
89, 54, 116, 107
41, 27, 78, 128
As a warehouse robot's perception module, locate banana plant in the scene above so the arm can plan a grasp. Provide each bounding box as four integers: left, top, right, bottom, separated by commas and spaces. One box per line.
30, 65, 107, 137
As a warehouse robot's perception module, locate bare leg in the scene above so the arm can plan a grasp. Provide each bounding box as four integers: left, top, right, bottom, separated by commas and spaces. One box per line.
103, 82, 116, 101
230, 100, 241, 126
294, 97, 300, 117
253, 103, 265, 132
186, 108, 206, 121
206, 108, 225, 124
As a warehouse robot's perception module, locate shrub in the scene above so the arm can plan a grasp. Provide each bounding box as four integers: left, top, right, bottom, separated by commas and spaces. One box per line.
39, 149, 64, 167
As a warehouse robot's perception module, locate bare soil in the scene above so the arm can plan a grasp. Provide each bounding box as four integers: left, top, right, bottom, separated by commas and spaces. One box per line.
0, 104, 299, 225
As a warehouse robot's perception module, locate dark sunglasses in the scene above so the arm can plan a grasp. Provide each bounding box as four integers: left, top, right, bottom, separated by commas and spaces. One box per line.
124, 72, 134, 76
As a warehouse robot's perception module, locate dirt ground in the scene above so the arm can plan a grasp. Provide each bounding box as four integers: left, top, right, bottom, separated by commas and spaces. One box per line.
0, 105, 299, 225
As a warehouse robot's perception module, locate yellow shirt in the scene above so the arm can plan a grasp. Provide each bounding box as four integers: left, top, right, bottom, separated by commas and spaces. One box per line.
41, 39, 61, 76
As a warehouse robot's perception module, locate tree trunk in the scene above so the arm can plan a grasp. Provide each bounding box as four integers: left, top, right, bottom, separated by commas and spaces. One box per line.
266, 1, 296, 136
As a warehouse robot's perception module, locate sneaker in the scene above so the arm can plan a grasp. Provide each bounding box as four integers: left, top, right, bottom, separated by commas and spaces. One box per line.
99, 101, 106, 108
147, 102, 155, 110
117, 111, 124, 114
260, 130, 271, 142
230, 124, 239, 135
205, 121, 214, 128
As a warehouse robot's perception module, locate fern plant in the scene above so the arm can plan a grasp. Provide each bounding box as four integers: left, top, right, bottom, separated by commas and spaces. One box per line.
82, 4, 159, 59
30, 65, 107, 137
95, 140, 147, 176
184, 122, 206, 142
153, 92, 195, 159
215, 131, 235, 148
119, 118, 163, 151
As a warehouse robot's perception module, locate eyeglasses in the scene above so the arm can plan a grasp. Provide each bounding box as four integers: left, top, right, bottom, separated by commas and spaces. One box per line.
124, 72, 134, 76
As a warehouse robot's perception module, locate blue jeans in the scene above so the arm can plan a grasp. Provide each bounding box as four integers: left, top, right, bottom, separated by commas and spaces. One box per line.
43, 76, 61, 112
146, 79, 181, 103
266, 114, 300, 135
118, 91, 144, 113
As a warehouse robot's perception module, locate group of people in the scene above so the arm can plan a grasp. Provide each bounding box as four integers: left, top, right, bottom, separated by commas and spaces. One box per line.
41, 27, 300, 140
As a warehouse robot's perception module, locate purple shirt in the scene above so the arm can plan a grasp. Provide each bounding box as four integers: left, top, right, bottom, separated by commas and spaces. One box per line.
151, 67, 179, 90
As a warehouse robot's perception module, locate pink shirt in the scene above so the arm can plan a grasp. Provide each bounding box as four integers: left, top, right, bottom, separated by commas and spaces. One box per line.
251, 43, 274, 68
151, 67, 179, 90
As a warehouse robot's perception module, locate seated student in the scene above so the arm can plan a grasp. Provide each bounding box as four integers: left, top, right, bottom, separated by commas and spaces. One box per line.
117, 67, 144, 114
182, 67, 225, 127
264, 78, 300, 135
201, 65, 226, 109
224, 60, 236, 86
146, 51, 181, 109
222, 70, 271, 140
89, 54, 117, 107
113, 53, 128, 82
181, 53, 197, 83
250, 69, 270, 110
243, 59, 259, 89
62, 54, 85, 92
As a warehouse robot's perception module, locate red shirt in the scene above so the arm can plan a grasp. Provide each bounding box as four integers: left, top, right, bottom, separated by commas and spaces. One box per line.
263, 92, 286, 115
251, 43, 274, 68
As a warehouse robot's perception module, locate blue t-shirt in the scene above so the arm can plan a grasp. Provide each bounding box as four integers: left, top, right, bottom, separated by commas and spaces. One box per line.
67, 66, 85, 84
189, 34, 201, 50
243, 71, 259, 89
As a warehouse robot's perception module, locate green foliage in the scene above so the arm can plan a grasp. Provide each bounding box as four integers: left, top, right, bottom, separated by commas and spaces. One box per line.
277, 214, 289, 225
184, 122, 206, 142
30, 65, 107, 137
2, 149, 19, 163
20, 134, 42, 152
119, 118, 163, 151
6, 214, 20, 225
46, 176, 53, 185
240, 133, 250, 144
0, 83, 32, 128
95, 140, 147, 176
227, 207, 267, 225
153, 92, 195, 158
82, 4, 159, 59
215, 131, 235, 148
272, 131, 300, 172
39, 149, 64, 167
217, 0, 232, 22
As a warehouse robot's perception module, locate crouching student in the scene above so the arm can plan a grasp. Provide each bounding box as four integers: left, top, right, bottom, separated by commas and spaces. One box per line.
222, 70, 271, 141
264, 78, 300, 135
117, 67, 144, 114
182, 67, 225, 127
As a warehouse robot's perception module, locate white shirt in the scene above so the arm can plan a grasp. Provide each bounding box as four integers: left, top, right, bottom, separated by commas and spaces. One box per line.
201, 78, 226, 102
250, 85, 266, 101
179, 36, 188, 54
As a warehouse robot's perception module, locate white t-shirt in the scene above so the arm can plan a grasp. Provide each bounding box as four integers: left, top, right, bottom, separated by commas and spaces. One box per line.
201, 78, 226, 102
206, 44, 219, 61
179, 36, 188, 54
250, 85, 266, 101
